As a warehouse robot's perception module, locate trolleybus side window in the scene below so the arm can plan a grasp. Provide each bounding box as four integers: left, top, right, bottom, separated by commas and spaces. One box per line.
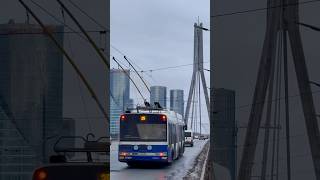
173, 124, 176, 144
175, 126, 177, 143
168, 123, 171, 144
169, 123, 172, 144
178, 126, 181, 142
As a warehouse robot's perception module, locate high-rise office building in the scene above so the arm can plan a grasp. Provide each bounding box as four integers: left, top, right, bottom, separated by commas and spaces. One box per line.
170, 89, 184, 117
0, 20, 64, 179
0, 100, 38, 180
110, 69, 130, 137
212, 88, 236, 180
60, 118, 76, 157
150, 86, 167, 108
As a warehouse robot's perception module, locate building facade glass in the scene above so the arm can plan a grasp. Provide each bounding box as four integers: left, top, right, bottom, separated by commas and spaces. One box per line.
170, 89, 184, 117
212, 88, 236, 180
0, 20, 63, 179
110, 69, 130, 138
150, 86, 167, 108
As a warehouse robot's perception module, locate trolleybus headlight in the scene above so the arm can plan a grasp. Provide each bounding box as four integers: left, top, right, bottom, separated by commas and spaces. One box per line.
147, 145, 152, 150
33, 168, 48, 180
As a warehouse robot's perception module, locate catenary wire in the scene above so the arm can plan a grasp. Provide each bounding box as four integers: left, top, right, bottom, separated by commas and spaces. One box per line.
211, 0, 320, 18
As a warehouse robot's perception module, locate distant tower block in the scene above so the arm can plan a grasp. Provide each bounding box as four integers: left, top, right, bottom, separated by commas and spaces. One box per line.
184, 22, 210, 127
150, 86, 167, 108
170, 89, 184, 117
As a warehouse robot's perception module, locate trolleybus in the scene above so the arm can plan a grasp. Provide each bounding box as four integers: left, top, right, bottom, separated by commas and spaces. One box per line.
118, 106, 185, 166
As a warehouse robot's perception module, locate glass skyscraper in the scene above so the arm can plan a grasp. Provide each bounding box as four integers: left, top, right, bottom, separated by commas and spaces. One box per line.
110, 69, 130, 138
0, 101, 38, 180
150, 86, 167, 108
0, 20, 64, 179
170, 89, 184, 117
212, 88, 236, 180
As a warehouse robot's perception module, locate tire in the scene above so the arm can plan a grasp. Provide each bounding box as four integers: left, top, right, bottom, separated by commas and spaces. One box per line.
182, 143, 185, 153
178, 144, 183, 158
180, 146, 184, 157
176, 147, 180, 159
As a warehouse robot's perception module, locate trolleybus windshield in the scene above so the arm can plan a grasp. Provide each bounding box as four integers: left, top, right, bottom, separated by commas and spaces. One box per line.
120, 114, 167, 141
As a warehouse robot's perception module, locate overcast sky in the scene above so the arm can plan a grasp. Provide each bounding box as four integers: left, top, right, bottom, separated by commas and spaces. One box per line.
111, 0, 210, 133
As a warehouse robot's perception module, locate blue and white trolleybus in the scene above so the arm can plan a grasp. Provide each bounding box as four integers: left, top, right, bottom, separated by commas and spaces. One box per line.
118, 106, 185, 166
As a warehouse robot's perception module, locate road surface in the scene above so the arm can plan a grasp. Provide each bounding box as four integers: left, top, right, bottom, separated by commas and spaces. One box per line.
110, 139, 208, 180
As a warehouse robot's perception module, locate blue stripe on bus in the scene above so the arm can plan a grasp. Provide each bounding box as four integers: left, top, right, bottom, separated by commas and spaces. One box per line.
119, 145, 168, 153
118, 145, 172, 162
